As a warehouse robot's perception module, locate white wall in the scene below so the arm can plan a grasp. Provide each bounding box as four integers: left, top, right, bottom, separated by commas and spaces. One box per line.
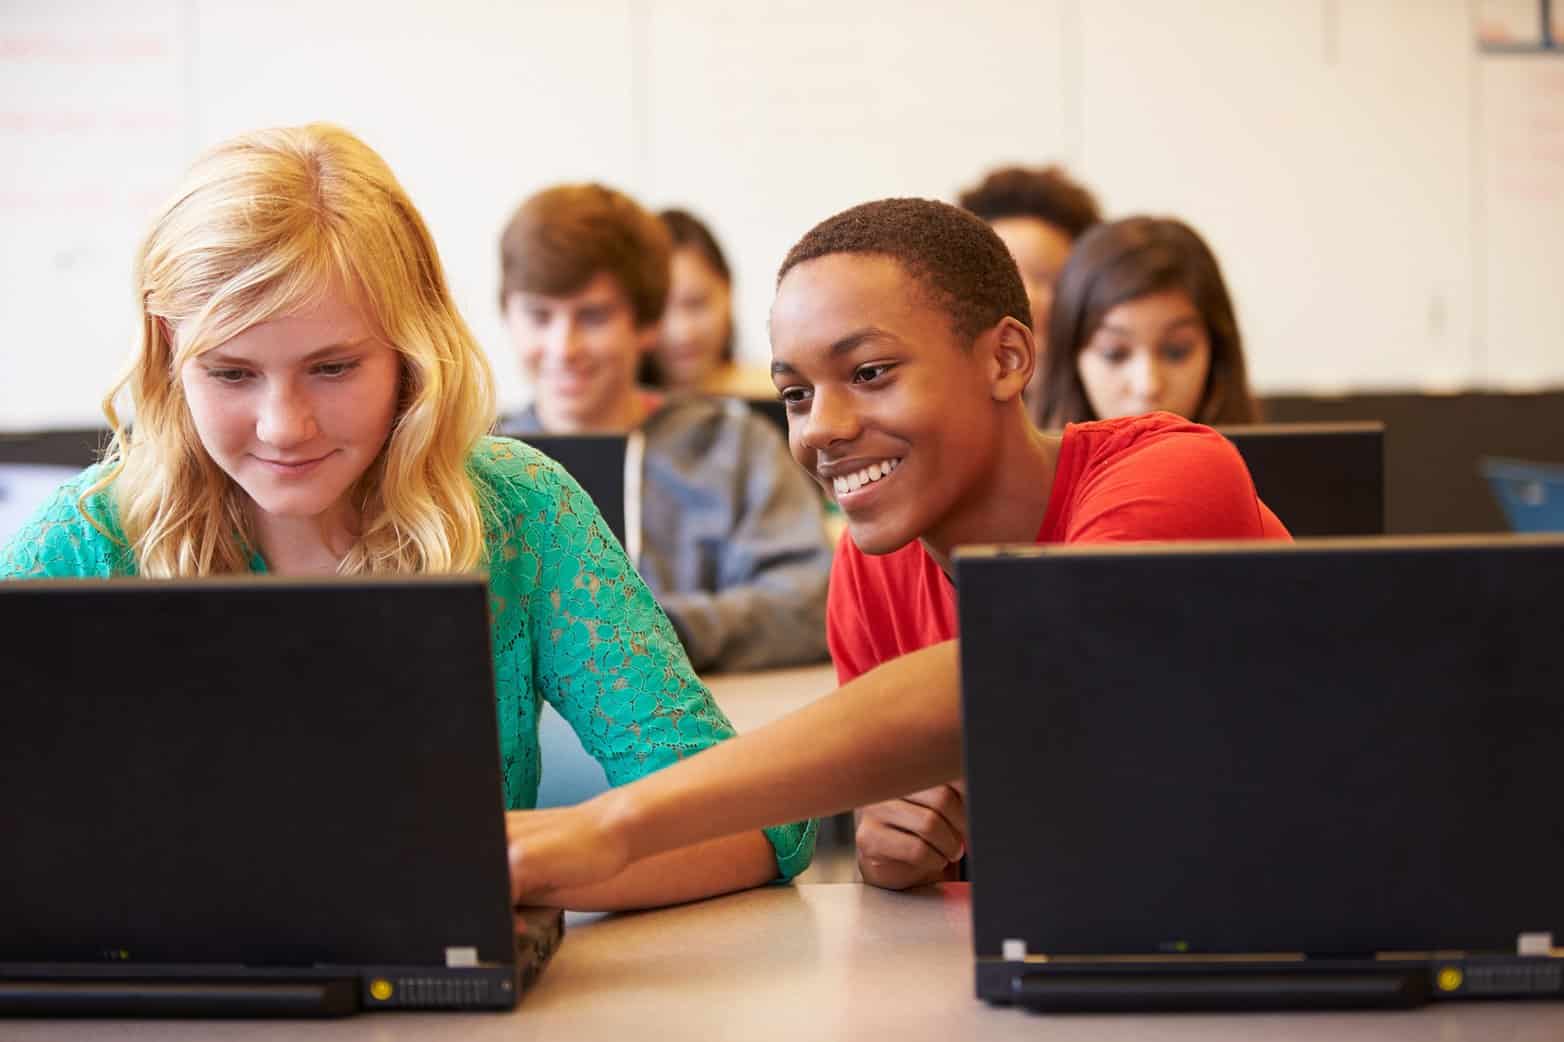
2, 0, 1560, 428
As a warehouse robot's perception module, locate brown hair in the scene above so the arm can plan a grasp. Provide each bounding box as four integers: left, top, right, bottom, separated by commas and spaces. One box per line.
957, 165, 1102, 240
661, 207, 731, 284
498, 183, 671, 328
1036, 216, 1260, 428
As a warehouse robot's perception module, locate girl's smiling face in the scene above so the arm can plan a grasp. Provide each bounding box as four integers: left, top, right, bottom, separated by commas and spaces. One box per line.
769, 253, 1009, 558
179, 285, 402, 524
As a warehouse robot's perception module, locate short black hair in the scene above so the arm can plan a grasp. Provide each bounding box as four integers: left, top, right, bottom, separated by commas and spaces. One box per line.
777, 197, 1032, 340
957, 165, 1101, 240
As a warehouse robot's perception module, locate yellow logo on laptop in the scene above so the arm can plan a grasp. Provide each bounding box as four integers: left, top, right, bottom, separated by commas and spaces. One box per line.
1436, 967, 1463, 992
370, 978, 394, 1001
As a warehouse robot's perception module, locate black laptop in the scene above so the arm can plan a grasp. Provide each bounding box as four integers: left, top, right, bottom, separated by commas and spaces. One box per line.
956, 536, 1564, 1011
1220, 422, 1384, 536
0, 576, 557, 1017
499, 432, 629, 548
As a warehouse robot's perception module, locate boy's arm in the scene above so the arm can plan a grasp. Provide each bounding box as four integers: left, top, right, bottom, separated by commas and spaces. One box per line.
509, 639, 964, 902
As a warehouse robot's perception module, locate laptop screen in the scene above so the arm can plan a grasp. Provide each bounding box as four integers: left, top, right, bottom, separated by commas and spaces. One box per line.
956, 537, 1564, 960
1, 577, 514, 976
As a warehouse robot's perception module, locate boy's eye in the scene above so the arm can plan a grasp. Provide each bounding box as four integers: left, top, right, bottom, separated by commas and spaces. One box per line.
852, 363, 892, 384
778, 386, 812, 408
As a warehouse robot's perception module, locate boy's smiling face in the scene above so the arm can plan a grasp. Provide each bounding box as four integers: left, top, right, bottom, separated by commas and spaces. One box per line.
769, 253, 1008, 557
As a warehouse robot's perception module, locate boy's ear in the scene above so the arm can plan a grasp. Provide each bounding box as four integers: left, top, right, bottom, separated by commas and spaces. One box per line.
986, 316, 1036, 403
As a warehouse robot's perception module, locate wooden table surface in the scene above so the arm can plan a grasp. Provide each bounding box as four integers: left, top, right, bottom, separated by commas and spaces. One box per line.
9, 884, 1563, 1041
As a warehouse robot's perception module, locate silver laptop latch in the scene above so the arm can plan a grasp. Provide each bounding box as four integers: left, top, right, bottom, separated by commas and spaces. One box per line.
1518, 932, 1553, 957
445, 946, 479, 968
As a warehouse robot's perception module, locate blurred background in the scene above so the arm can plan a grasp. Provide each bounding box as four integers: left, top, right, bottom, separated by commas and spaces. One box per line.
2, 1, 1560, 528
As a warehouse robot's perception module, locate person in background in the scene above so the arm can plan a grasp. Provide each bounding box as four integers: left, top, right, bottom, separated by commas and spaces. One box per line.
505, 198, 1288, 902
497, 184, 832, 673
1036, 215, 1261, 428
957, 164, 1101, 413
0, 124, 815, 905
643, 208, 775, 399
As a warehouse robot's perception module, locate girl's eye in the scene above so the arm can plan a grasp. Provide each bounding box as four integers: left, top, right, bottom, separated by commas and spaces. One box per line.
852, 363, 892, 384
313, 360, 361, 378
205, 368, 252, 384
1159, 344, 1195, 364
1097, 347, 1131, 366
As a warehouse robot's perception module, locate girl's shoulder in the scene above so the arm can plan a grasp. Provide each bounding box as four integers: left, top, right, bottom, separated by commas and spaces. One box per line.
0, 463, 131, 579
466, 435, 576, 508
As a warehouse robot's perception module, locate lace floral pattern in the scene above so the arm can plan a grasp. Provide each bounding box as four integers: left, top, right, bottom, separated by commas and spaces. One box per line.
0, 438, 817, 880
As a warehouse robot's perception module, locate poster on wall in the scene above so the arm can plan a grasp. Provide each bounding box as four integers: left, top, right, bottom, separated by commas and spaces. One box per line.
1475, 0, 1550, 51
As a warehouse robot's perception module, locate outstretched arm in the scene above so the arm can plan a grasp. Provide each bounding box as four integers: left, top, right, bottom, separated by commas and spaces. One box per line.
509, 639, 964, 902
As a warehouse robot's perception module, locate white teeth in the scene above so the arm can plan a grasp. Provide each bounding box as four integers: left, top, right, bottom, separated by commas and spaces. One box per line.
830, 458, 902, 497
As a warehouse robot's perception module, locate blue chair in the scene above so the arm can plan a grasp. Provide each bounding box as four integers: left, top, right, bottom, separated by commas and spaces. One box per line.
1481, 457, 1564, 533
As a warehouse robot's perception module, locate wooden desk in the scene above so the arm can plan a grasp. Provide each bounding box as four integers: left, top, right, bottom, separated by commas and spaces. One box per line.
8, 884, 1562, 1040
706, 662, 838, 733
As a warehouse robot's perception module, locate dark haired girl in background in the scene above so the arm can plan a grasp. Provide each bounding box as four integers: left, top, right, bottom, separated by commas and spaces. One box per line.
1036, 215, 1260, 428
646, 208, 774, 398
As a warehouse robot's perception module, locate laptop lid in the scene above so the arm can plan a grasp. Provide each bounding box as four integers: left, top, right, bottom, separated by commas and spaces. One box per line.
957, 536, 1564, 964
506, 433, 629, 548
0, 428, 107, 469
1219, 422, 1385, 536
0, 576, 527, 1014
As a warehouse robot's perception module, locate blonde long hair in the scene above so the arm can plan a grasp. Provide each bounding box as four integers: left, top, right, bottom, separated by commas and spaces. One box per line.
86, 123, 496, 576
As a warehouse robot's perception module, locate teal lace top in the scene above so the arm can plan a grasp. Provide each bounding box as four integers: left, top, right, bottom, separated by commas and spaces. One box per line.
0, 436, 816, 880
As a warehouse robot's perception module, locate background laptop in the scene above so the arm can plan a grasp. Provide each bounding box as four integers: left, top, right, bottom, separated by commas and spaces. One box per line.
0, 576, 547, 1016
955, 536, 1564, 1011
0, 428, 107, 546
1482, 457, 1564, 533
500, 432, 629, 548
1219, 422, 1384, 536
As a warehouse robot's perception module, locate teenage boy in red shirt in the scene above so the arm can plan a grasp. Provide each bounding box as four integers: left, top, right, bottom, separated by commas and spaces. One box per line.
506, 198, 1288, 901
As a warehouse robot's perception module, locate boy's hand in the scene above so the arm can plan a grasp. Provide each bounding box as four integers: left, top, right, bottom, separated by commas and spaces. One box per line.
507, 803, 632, 904
855, 781, 967, 891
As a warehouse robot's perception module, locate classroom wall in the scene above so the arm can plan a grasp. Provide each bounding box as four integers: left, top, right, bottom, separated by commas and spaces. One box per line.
3, 0, 1561, 429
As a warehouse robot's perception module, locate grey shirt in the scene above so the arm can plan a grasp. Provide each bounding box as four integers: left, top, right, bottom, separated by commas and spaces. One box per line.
500, 395, 832, 672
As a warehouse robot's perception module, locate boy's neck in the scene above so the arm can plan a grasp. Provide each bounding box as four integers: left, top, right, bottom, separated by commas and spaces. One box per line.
537, 389, 655, 434
921, 416, 1060, 578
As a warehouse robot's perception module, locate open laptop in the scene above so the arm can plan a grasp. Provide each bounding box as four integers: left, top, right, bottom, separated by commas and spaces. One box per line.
1482, 457, 1564, 533
1219, 422, 1384, 536
0, 576, 559, 1016
955, 536, 1564, 1011
499, 432, 629, 549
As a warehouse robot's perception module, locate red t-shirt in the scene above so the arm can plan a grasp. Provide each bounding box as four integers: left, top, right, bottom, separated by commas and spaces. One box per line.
826, 413, 1292, 684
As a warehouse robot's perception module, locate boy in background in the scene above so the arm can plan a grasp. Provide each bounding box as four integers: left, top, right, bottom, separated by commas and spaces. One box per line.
497, 184, 831, 673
